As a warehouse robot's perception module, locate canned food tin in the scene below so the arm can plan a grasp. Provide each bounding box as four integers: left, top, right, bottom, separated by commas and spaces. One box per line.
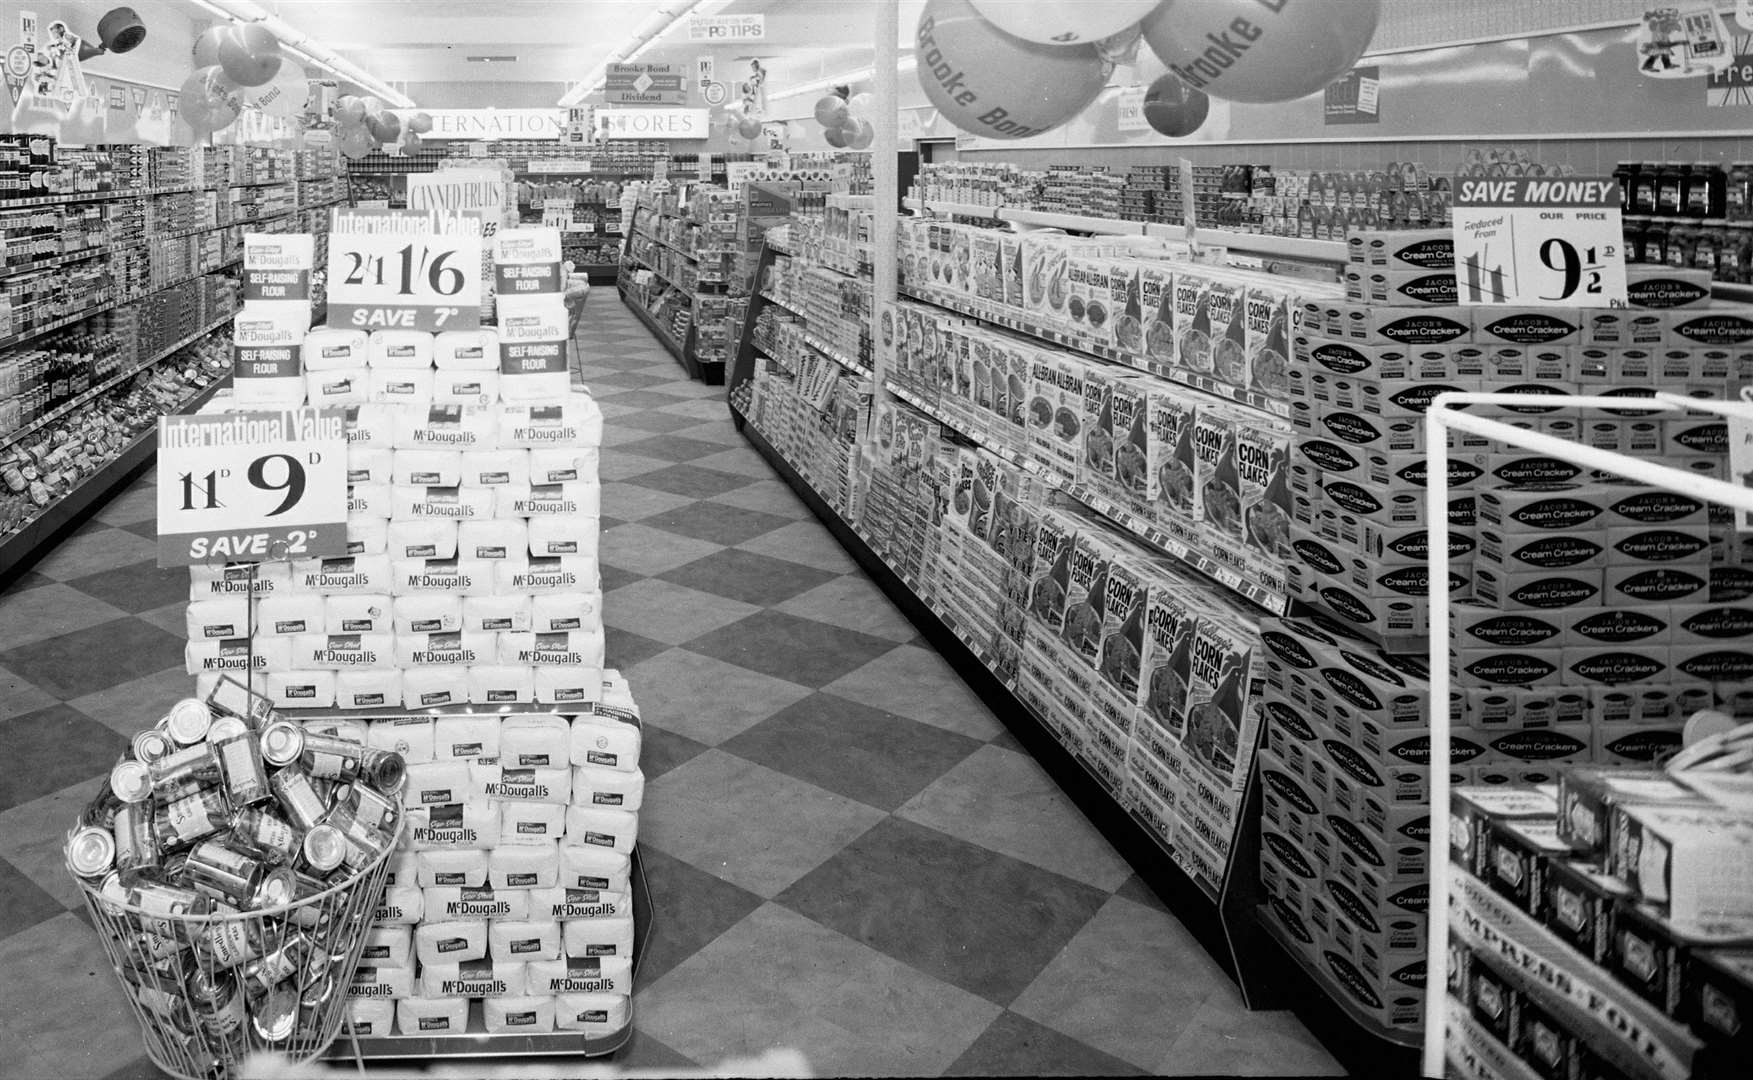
184, 839, 263, 905
164, 699, 214, 746
150, 777, 210, 809
254, 866, 297, 911
155, 788, 230, 849
362, 748, 407, 795
286, 873, 329, 930
242, 930, 310, 993
302, 824, 347, 874
132, 729, 172, 766
127, 880, 209, 938
185, 967, 246, 1037
148, 742, 220, 789
113, 804, 160, 882
269, 766, 327, 831
337, 783, 399, 833
251, 983, 299, 1043
260, 721, 305, 768
109, 760, 152, 805
68, 825, 116, 878
231, 806, 299, 864
131, 981, 186, 1023
195, 918, 265, 970
301, 731, 366, 781
207, 715, 249, 743
208, 676, 281, 730
327, 805, 390, 873
79, 789, 125, 830
213, 732, 270, 807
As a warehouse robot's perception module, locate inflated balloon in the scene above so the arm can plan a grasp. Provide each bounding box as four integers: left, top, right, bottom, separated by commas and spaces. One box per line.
1140, 0, 1380, 104
366, 110, 401, 142
179, 66, 238, 118
968, 0, 1164, 45
813, 95, 848, 127
1142, 74, 1209, 136
916, 0, 1111, 141
339, 124, 375, 159
191, 25, 233, 68
360, 96, 384, 114
335, 95, 367, 126
824, 125, 848, 148
736, 115, 763, 140
407, 111, 433, 134
846, 92, 874, 117
847, 119, 874, 149
218, 22, 281, 87
401, 131, 424, 153
235, 63, 307, 118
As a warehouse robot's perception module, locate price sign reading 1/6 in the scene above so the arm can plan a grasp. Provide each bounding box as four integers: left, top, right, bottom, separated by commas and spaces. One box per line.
327, 208, 485, 332
1451, 175, 1627, 307
156, 408, 349, 567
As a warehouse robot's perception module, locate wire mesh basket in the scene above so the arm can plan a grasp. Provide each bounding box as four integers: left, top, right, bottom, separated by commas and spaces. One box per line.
68, 810, 404, 1080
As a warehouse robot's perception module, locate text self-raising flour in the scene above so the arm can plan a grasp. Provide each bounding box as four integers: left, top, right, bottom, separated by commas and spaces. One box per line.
368, 330, 435, 369
388, 519, 459, 560
303, 328, 369, 371
231, 306, 310, 407
489, 843, 560, 890
469, 664, 535, 706
417, 848, 488, 889
306, 369, 366, 407
463, 595, 531, 633
324, 594, 391, 635
495, 297, 570, 404
368, 715, 435, 764
393, 595, 463, 635
337, 669, 403, 711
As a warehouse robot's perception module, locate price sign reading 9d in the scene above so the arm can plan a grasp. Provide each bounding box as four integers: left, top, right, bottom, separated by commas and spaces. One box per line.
327, 207, 485, 331
156, 409, 349, 567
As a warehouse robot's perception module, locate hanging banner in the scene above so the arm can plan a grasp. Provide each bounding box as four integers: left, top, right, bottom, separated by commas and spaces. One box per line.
604, 63, 687, 106
1452, 176, 1627, 307
689, 14, 763, 41
326, 208, 486, 331
388, 108, 563, 140
595, 108, 710, 140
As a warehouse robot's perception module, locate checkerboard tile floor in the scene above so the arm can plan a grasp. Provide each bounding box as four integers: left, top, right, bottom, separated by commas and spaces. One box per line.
0, 295, 1344, 1078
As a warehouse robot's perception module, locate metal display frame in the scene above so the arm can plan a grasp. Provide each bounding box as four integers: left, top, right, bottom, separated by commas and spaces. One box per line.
1421, 390, 1753, 1077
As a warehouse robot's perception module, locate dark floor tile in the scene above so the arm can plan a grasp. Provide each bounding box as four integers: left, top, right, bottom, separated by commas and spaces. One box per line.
990, 729, 1026, 753
616, 435, 739, 464
612, 1029, 700, 1071
0, 705, 129, 810
627, 464, 758, 500
1114, 873, 1171, 914
600, 390, 697, 410
947, 1010, 1146, 1077
598, 561, 646, 595
604, 625, 670, 671
99, 1055, 172, 1080
617, 412, 706, 436
638, 723, 710, 783
777, 817, 1108, 1007
64, 560, 188, 614
658, 549, 836, 607
120, 519, 158, 540
632, 846, 765, 989
0, 618, 185, 700
0, 856, 67, 938
639, 503, 792, 547
2, 571, 54, 596
724, 692, 983, 812
589, 371, 676, 390
684, 610, 895, 688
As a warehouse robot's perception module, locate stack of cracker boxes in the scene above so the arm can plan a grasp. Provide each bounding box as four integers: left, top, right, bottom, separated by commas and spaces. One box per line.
1260, 225, 1753, 1032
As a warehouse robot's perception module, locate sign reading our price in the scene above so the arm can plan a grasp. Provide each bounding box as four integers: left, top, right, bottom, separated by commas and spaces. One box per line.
156, 409, 349, 567
1451, 176, 1627, 307
327, 208, 485, 331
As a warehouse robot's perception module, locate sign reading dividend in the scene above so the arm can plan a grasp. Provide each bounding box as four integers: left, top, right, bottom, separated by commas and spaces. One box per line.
157, 408, 349, 566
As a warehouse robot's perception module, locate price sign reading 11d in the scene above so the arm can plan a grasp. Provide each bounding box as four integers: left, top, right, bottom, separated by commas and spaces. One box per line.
1451, 175, 1627, 308
327, 208, 484, 332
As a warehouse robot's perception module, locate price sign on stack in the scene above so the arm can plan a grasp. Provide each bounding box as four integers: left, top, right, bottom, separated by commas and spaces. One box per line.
326, 208, 486, 331
1452, 175, 1627, 307
156, 408, 349, 566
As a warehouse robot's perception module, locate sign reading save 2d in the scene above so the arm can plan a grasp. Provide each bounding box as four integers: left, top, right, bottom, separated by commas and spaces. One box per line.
605, 63, 687, 105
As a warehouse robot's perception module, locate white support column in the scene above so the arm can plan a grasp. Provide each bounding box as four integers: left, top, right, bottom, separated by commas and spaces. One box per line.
868, 0, 901, 449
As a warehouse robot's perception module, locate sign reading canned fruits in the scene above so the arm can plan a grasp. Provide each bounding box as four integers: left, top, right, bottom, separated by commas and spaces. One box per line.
326, 208, 485, 332
1451, 176, 1627, 307
156, 409, 349, 567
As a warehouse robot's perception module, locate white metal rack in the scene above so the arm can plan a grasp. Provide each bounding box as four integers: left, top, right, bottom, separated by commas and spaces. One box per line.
1421, 390, 1753, 1078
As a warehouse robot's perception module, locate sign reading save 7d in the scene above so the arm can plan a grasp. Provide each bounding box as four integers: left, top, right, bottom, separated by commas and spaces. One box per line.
605, 63, 687, 105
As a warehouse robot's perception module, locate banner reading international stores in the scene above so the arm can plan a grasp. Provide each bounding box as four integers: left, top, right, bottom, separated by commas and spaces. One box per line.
1451, 175, 1627, 307
327, 207, 486, 331
156, 409, 349, 567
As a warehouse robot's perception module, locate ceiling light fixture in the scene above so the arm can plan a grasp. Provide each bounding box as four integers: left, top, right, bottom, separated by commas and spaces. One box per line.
188, 0, 415, 107
556, 0, 735, 108
766, 56, 918, 104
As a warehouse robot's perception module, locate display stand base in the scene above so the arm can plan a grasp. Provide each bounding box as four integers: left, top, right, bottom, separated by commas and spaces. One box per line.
319, 846, 652, 1063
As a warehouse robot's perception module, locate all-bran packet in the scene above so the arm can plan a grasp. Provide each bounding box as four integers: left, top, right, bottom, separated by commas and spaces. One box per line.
1139, 580, 1201, 738
1184, 607, 1262, 791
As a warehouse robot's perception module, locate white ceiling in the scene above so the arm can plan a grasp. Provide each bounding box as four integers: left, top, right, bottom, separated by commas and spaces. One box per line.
233, 0, 921, 103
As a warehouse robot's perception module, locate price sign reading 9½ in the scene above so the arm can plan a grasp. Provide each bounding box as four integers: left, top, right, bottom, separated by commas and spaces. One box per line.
1451, 176, 1627, 308
327, 209, 485, 331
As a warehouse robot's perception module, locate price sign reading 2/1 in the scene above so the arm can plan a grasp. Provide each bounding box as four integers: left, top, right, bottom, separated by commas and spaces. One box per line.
326, 209, 485, 332
1451, 175, 1627, 308
156, 409, 350, 567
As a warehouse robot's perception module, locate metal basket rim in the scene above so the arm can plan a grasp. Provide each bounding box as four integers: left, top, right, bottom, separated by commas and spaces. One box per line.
67, 809, 407, 923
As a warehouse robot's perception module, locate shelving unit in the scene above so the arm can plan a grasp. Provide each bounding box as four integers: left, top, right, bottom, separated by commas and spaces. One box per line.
0, 256, 242, 351
617, 203, 723, 385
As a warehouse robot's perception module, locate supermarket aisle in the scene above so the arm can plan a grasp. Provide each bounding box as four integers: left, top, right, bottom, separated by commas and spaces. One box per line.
0, 297, 1341, 1078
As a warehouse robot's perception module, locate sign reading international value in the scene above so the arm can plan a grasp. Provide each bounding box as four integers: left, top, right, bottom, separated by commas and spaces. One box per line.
327, 208, 485, 331
1451, 176, 1627, 307
157, 409, 349, 567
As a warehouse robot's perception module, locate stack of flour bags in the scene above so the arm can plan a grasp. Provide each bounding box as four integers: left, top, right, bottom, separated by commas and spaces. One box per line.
339, 677, 643, 1037
183, 330, 604, 708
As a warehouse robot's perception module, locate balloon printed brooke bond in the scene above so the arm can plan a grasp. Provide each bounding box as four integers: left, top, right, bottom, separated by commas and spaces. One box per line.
915, 0, 1112, 141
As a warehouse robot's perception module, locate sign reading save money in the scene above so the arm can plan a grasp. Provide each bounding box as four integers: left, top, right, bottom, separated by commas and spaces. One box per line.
157, 408, 349, 567
326, 207, 485, 331
1451, 175, 1627, 308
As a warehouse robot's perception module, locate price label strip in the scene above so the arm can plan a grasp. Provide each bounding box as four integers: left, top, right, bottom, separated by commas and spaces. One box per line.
156, 409, 350, 567
1452, 175, 1627, 308
326, 208, 485, 331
